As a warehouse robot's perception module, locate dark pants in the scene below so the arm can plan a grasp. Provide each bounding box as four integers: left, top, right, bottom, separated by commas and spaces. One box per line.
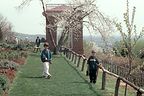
34, 43, 41, 52
89, 68, 98, 83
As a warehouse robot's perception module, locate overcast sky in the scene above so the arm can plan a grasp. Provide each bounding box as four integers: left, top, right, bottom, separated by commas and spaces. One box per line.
0, 0, 144, 35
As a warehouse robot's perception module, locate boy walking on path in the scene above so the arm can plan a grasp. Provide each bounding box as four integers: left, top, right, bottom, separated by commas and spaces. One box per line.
41, 42, 52, 79
87, 50, 100, 84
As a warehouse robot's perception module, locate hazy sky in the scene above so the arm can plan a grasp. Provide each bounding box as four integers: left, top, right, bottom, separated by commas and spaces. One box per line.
0, 0, 144, 35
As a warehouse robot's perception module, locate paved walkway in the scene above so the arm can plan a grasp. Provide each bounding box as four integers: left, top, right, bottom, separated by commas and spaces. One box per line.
9, 53, 106, 96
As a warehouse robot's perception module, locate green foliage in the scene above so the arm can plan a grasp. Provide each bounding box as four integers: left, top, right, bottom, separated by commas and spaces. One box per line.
115, 1, 144, 58
114, 0, 144, 78
0, 75, 8, 94
113, 41, 129, 57
0, 41, 34, 51
40, 37, 46, 43
0, 43, 11, 49
114, 38, 144, 57
0, 51, 19, 60
12, 43, 33, 51
134, 38, 144, 54
20, 51, 28, 58
0, 60, 19, 70
0, 50, 28, 64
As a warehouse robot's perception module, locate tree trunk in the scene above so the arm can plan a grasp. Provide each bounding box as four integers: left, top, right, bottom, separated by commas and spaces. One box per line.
40, 0, 56, 49
53, 45, 60, 55
124, 83, 128, 96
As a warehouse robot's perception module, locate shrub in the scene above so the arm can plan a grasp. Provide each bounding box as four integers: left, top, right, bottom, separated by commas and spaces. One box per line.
0, 60, 19, 71
0, 43, 10, 49
0, 41, 34, 51
0, 75, 8, 94
0, 50, 28, 60
20, 51, 28, 58
41, 37, 46, 43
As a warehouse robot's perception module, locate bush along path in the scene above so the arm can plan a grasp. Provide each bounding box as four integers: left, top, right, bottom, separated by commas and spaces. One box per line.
0, 50, 28, 96
9, 53, 109, 96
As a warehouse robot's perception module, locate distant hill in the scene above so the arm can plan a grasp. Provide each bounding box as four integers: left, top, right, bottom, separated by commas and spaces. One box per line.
13, 32, 45, 42
13, 32, 121, 47
83, 35, 121, 48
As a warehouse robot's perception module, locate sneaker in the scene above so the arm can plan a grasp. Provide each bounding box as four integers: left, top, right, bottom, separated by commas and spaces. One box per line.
48, 75, 51, 79
45, 75, 51, 79
44, 76, 49, 79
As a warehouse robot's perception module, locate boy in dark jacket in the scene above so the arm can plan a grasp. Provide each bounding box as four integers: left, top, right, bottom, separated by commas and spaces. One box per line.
87, 50, 99, 84
41, 42, 52, 79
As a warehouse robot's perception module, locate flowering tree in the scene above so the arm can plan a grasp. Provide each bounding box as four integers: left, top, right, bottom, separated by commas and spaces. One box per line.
0, 14, 13, 42
115, 0, 144, 95
17, 0, 113, 54
115, 0, 144, 75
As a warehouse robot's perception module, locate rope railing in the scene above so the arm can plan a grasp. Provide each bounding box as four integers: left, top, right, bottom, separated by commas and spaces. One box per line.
61, 47, 144, 96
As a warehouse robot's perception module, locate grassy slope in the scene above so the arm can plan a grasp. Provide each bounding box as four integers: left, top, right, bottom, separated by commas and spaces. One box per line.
9, 53, 104, 96
9, 52, 137, 96
75, 59, 136, 96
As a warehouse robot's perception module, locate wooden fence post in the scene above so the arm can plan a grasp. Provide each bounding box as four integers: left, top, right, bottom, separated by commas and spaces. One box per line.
69, 51, 71, 60
115, 65, 117, 74
66, 49, 68, 58
101, 71, 106, 90
114, 77, 121, 96
63, 48, 66, 55
110, 63, 112, 72
141, 72, 144, 87
77, 55, 81, 67
122, 68, 125, 77
137, 91, 142, 96
108, 64, 111, 71
111, 64, 114, 73
74, 54, 77, 64
81, 58, 87, 71
119, 67, 123, 76
71, 52, 74, 62
117, 67, 119, 75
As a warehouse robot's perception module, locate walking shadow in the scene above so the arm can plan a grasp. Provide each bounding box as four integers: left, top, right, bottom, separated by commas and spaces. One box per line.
71, 81, 88, 84
22, 76, 43, 79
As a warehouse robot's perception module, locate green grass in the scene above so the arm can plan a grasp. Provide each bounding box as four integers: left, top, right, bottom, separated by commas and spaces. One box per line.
66, 56, 137, 96
9, 53, 137, 96
9, 53, 104, 96
99, 73, 137, 96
